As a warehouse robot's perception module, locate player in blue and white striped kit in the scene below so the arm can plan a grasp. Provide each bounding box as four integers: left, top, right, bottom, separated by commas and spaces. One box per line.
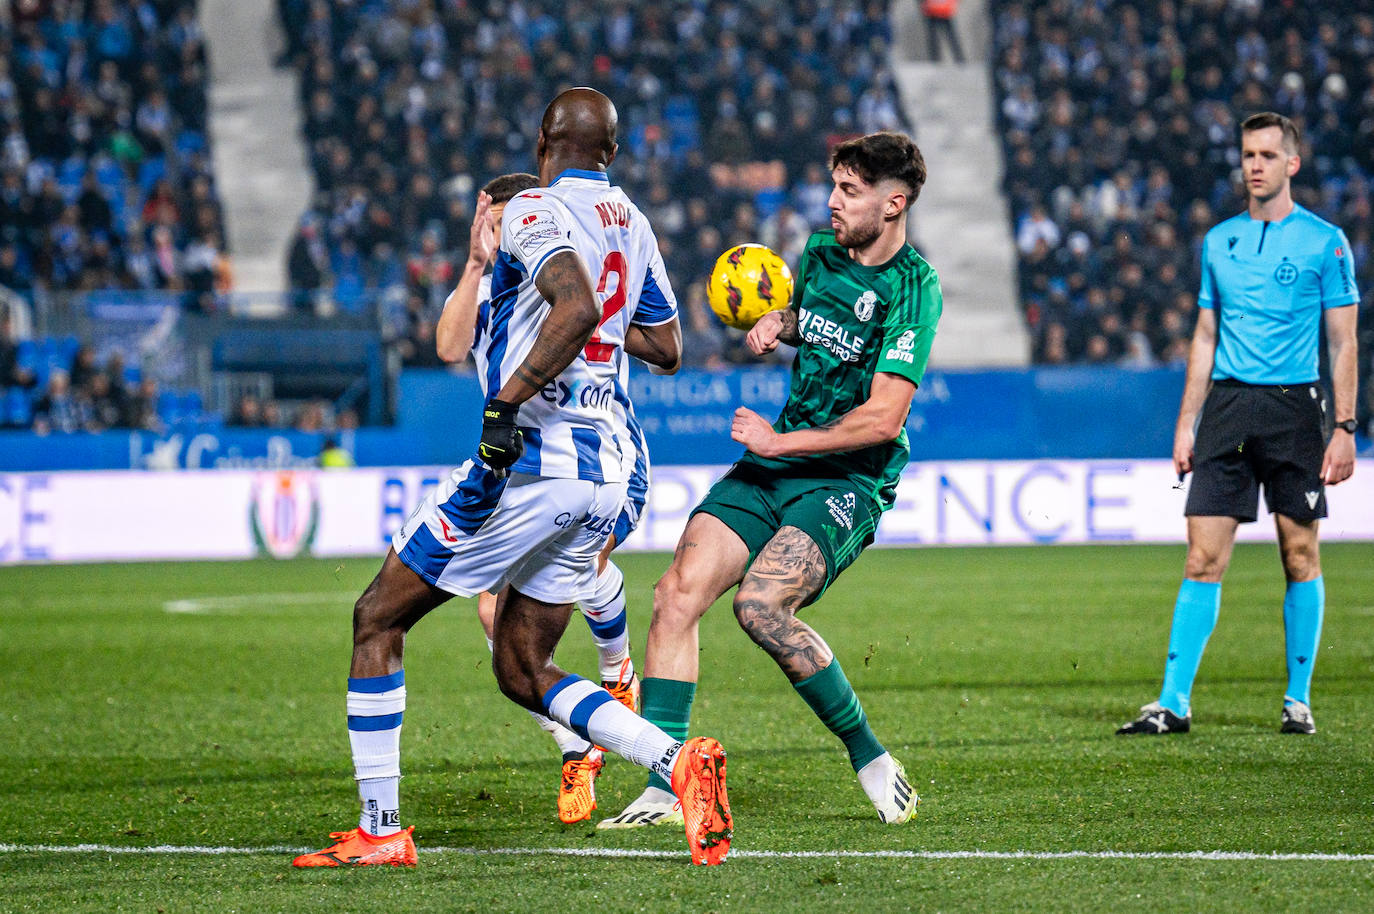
438, 172, 662, 825
295, 89, 732, 868
1118, 112, 1360, 736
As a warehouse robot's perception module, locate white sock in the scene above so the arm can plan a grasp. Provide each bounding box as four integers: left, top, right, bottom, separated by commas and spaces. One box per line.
543, 675, 680, 781
357, 777, 400, 836
529, 708, 594, 758
347, 671, 405, 835
581, 563, 631, 681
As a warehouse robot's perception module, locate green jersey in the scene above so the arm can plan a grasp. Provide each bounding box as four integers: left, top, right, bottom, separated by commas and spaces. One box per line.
740, 230, 942, 507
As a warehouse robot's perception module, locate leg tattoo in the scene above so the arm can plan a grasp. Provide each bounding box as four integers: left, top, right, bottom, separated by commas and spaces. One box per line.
733, 527, 833, 681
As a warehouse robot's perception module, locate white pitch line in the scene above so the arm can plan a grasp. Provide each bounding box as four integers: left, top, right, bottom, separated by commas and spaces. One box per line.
2, 844, 1372, 862
163, 592, 354, 614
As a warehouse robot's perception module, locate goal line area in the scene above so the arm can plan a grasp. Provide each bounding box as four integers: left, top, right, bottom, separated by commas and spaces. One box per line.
3, 844, 1372, 862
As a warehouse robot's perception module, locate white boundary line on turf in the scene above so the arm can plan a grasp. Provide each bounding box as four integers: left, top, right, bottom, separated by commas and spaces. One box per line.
162, 592, 355, 614
2, 844, 1372, 862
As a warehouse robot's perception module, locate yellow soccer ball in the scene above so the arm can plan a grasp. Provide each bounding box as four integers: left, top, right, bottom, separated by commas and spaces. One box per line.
706, 243, 794, 330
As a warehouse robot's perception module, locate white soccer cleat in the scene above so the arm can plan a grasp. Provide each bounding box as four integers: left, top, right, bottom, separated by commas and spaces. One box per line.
1281, 699, 1316, 734
595, 786, 685, 829
857, 752, 919, 824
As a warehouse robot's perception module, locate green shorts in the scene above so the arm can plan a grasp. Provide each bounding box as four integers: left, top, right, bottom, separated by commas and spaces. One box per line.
691, 462, 881, 600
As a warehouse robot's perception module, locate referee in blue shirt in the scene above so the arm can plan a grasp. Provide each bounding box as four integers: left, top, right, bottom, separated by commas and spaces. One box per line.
1119, 112, 1360, 736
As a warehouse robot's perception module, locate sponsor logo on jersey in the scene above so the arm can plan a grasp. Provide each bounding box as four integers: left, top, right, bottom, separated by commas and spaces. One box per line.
1274, 261, 1298, 286
826, 492, 856, 529
1227, 236, 1238, 250
513, 209, 562, 255
582, 512, 617, 538
798, 306, 865, 362
854, 289, 877, 322
885, 329, 917, 364
541, 378, 616, 410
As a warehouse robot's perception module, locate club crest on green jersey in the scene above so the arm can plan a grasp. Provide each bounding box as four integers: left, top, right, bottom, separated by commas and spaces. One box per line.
854, 289, 877, 322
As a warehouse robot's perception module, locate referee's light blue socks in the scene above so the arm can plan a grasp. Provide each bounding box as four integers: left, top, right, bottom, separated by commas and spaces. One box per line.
1158, 579, 1221, 717
1283, 577, 1324, 707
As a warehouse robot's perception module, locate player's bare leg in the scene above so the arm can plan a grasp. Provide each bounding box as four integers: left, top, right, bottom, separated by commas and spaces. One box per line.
646, 514, 752, 681
493, 586, 732, 863
599, 513, 748, 828
477, 589, 603, 821
294, 549, 450, 867
733, 526, 916, 823
1120, 515, 1239, 736
1275, 514, 1323, 733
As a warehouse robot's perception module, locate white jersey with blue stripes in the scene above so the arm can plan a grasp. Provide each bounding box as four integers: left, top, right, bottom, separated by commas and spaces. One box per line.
477, 168, 675, 484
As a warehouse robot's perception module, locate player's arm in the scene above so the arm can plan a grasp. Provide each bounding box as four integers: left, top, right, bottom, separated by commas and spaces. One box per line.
745, 308, 801, 355
747, 236, 810, 354
625, 317, 682, 374
1176, 235, 1221, 477
1173, 307, 1217, 476
628, 243, 683, 373
732, 371, 915, 458
436, 193, 496, 363
494, 250, 600, 404
1321, 303, 1358, 485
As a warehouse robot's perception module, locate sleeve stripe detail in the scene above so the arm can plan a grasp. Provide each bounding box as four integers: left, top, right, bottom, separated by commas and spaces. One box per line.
529, 244, 577, 282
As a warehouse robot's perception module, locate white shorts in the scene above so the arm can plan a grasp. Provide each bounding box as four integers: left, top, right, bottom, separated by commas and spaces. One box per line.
392, 460, 626, 604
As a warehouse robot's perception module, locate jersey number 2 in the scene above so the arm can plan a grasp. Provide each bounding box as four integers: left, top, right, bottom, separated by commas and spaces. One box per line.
584, 251, 626, 363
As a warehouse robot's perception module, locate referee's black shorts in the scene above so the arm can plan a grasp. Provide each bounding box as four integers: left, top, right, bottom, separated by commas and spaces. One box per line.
1185, 379, 1330, 523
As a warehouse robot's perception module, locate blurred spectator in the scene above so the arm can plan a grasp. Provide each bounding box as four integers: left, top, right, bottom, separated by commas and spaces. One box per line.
287, 215, 329, 312
278, 0, 909, 344
295, 399, 328, 433
232, 392, 265, 427
33, 370, 89, 435
0, 2, 227, 298
0, 308, 36, 390
922, 0, 966, 63
992, 0, 1374, 379
122, 377, 165, 433
319, 435, 356, 468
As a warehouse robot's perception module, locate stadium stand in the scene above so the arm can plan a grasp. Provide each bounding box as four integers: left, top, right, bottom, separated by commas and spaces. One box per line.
0, 0, 228, 307
0, 1, 232, 431
990, 0, 1374, 382
275, 0, 909, 368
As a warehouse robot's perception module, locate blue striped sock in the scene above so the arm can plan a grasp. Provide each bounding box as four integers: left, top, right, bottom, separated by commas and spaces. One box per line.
1283, 577, 1324, 707
347, 670, 405, 835
1158, 580, 1221, 717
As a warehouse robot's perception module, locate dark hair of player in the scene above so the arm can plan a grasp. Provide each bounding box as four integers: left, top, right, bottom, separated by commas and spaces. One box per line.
1240, 111, 1301, 154
481, 173, 541, 204
830, 132, 927, 207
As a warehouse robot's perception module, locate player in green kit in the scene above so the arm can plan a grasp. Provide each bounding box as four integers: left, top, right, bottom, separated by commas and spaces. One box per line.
601, 132, 940, 828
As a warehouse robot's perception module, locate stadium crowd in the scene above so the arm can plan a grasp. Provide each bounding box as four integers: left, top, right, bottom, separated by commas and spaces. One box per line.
275, 0, 908, 368
991, 0, 1374, 379
0, 0, 229, 310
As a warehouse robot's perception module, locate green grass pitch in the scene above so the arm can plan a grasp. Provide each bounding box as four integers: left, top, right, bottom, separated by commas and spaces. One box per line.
3, 544, 1373, 912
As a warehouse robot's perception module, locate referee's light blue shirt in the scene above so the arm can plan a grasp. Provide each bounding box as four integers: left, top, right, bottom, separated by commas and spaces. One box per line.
1198, 203, 1359, 385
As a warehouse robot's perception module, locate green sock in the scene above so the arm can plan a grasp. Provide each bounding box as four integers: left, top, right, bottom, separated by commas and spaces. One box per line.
793, 659, 885, 771
641, 677, 696, 792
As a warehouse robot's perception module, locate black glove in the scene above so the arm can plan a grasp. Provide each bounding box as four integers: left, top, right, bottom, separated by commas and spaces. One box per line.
478, 398, 523, 477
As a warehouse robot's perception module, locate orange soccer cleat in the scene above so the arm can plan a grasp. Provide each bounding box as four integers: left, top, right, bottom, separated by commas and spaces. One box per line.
669, 736, 732, 866
558, 748, 605, 824
601, 659, 641, 714
291, 826, 417, 867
